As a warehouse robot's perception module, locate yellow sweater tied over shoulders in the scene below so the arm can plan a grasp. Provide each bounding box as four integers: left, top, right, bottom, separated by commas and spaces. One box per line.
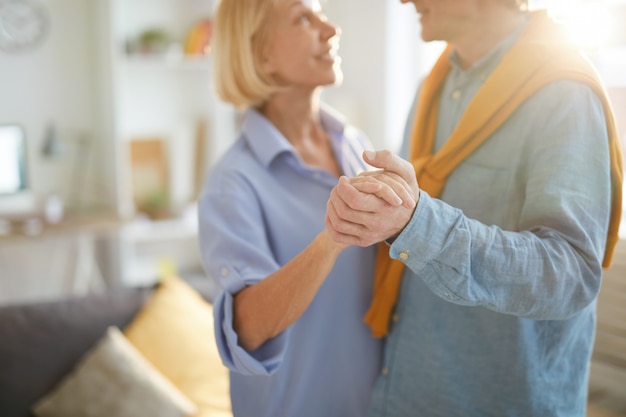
364, 10, 624, 338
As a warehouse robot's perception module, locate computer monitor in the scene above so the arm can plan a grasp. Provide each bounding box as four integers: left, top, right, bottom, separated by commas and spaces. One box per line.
0, 124, 28, 195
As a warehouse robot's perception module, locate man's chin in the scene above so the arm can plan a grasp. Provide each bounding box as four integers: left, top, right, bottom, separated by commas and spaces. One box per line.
420, 29, 436, 43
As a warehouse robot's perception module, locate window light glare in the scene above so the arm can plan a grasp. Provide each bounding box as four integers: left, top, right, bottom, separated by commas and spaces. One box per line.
542, 0, 614, 51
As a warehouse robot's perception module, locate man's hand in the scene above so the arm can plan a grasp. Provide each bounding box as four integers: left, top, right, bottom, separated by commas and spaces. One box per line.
325, 150, 420, 247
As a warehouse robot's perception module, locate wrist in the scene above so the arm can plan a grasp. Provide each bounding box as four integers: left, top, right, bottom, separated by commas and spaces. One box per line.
319, 229, 348, 256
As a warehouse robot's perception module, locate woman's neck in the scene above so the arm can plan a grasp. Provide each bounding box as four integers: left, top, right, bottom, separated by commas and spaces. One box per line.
259, 89, 322, 146
258, 89, 342, 176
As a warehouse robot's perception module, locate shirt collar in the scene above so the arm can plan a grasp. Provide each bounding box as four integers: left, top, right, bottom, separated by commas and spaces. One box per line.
242, 104, 348, 168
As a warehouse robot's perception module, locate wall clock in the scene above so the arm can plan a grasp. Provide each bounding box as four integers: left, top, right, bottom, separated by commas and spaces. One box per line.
0, 0, 49, 53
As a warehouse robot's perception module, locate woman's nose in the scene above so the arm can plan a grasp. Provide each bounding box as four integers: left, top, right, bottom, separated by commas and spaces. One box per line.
321, 20, 340, 41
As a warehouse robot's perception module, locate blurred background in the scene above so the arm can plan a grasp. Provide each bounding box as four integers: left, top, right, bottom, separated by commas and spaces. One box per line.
0, 0, 625, 413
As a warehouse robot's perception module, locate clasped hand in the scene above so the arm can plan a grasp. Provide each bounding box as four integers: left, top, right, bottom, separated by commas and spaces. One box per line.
325, 150, 420, 247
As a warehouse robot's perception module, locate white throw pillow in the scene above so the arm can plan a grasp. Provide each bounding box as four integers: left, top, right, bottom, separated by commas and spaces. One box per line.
32, 326, 197, 417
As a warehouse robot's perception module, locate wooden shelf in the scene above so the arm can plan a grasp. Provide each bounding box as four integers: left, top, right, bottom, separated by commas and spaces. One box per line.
121, 53, 212, 71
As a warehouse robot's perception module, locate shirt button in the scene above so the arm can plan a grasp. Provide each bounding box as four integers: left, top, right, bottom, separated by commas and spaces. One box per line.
452, 89, 462, 100
392, 314, 399, 322
398, 251, 409, 260
220, 267, 229, 277
313, 172, 321, 180
381, 368, 389, 375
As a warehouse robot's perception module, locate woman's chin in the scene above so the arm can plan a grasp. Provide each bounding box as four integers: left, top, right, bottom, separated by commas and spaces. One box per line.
331, 69, 344, 86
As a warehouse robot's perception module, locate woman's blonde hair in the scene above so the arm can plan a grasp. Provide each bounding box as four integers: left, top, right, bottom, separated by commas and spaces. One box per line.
510, 0, 529, 11
212, 0, 281, 108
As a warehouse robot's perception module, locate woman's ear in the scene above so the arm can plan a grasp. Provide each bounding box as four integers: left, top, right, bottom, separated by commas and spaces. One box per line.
257, 45, 276, 75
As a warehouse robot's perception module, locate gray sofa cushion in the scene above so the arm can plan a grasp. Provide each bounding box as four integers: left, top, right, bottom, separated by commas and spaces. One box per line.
0, 277, 216, 417
0, 285, 154, 417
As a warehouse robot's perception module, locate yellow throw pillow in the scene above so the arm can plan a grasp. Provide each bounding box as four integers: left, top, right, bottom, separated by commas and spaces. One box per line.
124, 277, 231, 417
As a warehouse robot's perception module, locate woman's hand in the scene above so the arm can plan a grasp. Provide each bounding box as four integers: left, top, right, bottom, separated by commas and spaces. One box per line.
326, 150, 420, 247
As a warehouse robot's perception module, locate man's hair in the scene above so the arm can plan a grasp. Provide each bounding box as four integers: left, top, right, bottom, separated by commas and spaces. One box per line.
212, 0, 281, 108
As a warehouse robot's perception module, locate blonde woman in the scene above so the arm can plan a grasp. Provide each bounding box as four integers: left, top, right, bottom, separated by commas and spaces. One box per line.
197, 1, 407, 416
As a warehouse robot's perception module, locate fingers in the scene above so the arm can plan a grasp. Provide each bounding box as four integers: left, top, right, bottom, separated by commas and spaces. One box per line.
325, 177, 384, 246
363, 150, 418, 189
348, 177, 385, 197
325, 198, 366, 246
333, 176, 390, 214
325, 182, 374, 246
352, 172, 415, 209
350, 176, 402, 207
325, 176, 417, 247
325, 151, 421, 248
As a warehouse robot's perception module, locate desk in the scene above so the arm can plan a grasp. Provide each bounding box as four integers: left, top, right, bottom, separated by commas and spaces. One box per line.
0, 214, 117, 305
0, 211, 204, 305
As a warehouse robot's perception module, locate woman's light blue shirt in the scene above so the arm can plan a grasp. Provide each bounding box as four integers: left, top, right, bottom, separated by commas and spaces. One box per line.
369, 28, 612, 417
199, 106, 383, 417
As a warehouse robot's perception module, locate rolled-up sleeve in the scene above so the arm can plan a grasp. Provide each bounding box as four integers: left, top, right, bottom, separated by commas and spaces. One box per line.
198, 171, 289, 375
213, 290, 287, 375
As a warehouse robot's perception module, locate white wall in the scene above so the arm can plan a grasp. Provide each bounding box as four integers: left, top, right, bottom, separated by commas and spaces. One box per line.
1, 0, 442, 213
0, 0, 100, 206
322, 0, 441, 153
321, 1, 386, 150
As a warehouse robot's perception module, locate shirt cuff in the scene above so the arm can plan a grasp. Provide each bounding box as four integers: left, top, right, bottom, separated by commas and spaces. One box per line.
389, 191, 458, 272
389, 191, 474, 304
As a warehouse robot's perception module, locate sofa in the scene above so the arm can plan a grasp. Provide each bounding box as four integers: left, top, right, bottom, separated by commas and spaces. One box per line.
0, 276, 231, 417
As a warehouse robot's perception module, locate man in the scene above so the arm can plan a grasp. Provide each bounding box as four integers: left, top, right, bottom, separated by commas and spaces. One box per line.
326, 0, 623, 416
